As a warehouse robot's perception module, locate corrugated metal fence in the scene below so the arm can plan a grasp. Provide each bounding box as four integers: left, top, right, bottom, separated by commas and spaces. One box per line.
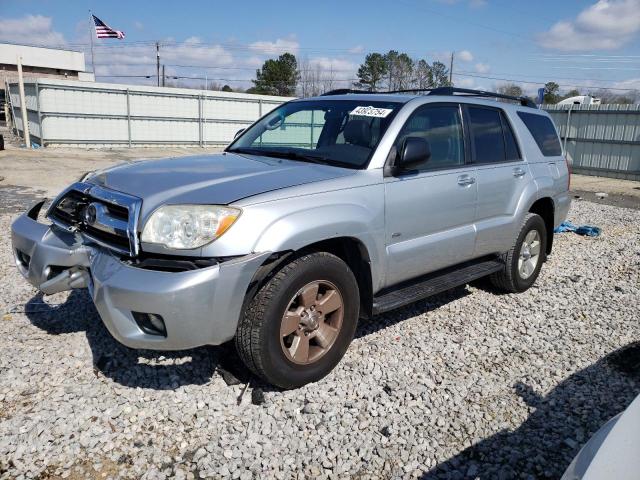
7, 81, 640, 181
544, 104, 640, 181
7, 78, 292, 148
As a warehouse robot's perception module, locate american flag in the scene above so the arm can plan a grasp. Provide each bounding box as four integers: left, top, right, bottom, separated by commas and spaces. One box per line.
92, 15, 125, 39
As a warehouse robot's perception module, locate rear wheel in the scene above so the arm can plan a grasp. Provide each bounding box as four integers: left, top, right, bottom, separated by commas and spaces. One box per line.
490, 213, 547, 293
235, 252, 359, 389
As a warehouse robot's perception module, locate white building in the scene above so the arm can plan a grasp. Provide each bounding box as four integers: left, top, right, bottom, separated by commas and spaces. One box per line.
1, 43, 94, 95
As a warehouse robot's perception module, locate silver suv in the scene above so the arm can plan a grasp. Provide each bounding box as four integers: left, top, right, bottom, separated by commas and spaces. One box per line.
11, 88, 570, 388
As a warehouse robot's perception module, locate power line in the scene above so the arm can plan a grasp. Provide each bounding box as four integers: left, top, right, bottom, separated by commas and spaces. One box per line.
94, 62, 357, 73
453, 72, 639, 92
94, 70, 640, 93
394, 0, 531, 43
454, 69, 637, 84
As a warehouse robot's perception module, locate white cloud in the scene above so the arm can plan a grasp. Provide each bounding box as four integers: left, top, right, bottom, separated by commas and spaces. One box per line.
432, 50, 473, 64
475, 62, 490, 73
308, 57, 356, 73
249, 37, 299, 56
91, 38, 236, 87
245, 56, 264, 67
455, 78, 477, 88
436, 0, 486, 6
0, 15, 66, 46
457, 50, 474, 62
537, 0, 640, 51
163, 37, 234, 65
611, 78, 640, 91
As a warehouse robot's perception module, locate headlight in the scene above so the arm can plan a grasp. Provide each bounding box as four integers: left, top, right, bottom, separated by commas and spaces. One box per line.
141, 205, 240, 249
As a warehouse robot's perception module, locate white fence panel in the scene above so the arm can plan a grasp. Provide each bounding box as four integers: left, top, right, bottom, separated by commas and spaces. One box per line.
8, 78, 293, 148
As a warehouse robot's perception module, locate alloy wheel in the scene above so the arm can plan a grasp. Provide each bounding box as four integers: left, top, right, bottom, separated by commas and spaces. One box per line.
518, 229, 541, 280
280, 280, 344, 365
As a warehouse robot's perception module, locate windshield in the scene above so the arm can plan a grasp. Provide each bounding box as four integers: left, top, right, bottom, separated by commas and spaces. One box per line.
227, 100, 403, 169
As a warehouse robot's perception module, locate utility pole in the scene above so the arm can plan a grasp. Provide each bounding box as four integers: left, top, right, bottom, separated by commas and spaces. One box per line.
162, 65, 165, 87
156, 42, 160, 87
89, 11, 95, 75
449, 51, 454, 85
16, 56, 31, 148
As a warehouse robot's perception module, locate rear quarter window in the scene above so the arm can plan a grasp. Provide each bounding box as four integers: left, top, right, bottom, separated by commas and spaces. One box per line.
517, 111, 562, 157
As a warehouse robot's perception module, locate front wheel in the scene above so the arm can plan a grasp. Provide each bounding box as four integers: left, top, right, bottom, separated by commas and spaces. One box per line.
235, 252, 360, 389
490, 213, 547, 293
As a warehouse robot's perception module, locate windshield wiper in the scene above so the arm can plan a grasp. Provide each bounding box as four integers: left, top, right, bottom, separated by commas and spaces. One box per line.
229, 148, 355, 169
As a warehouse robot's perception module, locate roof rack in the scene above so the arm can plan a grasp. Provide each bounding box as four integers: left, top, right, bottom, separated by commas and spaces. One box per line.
321, 88, 375, 96
425, 87, 537, 108
320, 86, 537, 108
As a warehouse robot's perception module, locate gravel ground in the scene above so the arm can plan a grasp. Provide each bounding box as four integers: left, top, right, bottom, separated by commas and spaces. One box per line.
1, 198, 639, 480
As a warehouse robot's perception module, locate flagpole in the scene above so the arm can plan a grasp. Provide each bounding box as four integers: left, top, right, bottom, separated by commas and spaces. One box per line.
89, 10, 95, 75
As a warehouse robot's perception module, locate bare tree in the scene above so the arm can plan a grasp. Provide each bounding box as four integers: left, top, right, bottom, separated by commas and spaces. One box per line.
591, 88, 639, 104
299, 59, 343, 97
496, 83, 523, 97
384, 51, 414, 91
413, 59, 433, 90
322, 64, 336, 93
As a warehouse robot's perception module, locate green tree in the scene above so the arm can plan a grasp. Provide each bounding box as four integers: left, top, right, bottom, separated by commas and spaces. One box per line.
221, 84, 233, 92
431, 61, 451, 87
251, 53, 299, 96
354, 53, 388, 91
543, 82, 560, 104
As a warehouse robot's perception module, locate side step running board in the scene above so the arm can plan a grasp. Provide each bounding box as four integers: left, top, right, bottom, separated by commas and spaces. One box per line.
372, 258, 504, 315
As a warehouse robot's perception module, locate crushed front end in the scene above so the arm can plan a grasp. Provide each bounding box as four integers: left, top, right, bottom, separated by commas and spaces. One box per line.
11, 183, 269, 350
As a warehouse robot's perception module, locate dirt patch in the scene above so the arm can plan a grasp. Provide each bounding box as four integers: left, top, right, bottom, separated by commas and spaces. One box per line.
36, 457, 124, 480
571, 189, 640, 211
0, 185, 47, 215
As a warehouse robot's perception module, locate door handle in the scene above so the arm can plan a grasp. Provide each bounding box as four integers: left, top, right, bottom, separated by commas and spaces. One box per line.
513, 168, 526, 178
457, 175, 476, 186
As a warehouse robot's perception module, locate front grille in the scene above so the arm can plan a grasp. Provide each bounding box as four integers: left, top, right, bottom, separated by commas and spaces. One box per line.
48, 182, 141, 256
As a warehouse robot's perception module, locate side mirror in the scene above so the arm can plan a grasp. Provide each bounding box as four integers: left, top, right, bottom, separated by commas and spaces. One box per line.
234, 128, 245, 138
397, 137, 431, 171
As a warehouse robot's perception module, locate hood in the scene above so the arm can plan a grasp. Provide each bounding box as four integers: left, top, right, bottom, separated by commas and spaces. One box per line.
579, 393, 640, 480
88, 152, 354, 217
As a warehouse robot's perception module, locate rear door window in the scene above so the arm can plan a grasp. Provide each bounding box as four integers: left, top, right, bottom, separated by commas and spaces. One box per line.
501, 112, 521, 161
517, 112, 562, 156
467, 107, 506, 164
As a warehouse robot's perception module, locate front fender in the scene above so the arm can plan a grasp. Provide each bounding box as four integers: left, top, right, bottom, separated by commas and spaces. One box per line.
252, 201, 386, 291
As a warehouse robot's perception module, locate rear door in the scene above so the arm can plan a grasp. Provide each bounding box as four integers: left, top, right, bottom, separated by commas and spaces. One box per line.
383, 103, 478, 287
464, 105, 529, 256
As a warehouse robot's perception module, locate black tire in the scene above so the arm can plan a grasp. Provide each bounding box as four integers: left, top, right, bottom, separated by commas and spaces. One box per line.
235, 252, 360, 389
490, 213, 547, 293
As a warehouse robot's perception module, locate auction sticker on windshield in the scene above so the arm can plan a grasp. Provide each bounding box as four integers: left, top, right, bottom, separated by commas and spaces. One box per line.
350, 106, 394, 118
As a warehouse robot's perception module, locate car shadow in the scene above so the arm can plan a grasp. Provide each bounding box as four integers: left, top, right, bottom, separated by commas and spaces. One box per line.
24, 285, 470, 390
355, 285, 470, 339
24, 290, 253, 390
422, 341, 640, 480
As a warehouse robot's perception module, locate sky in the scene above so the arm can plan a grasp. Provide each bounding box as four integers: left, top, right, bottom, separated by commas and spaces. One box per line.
1, 0, 640, 95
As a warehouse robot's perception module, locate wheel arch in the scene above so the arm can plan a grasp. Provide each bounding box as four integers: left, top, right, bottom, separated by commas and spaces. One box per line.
245, 236, 374, 321
529, 197, 555, 255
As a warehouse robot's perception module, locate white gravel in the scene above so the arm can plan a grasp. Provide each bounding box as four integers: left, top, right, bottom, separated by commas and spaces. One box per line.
1, 199, 639, 480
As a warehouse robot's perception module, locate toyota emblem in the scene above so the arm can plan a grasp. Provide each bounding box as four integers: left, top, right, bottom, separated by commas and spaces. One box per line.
83, 203, 98, 225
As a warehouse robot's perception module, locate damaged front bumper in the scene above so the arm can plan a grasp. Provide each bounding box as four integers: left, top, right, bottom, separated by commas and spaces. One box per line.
11, 201, 270, 350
